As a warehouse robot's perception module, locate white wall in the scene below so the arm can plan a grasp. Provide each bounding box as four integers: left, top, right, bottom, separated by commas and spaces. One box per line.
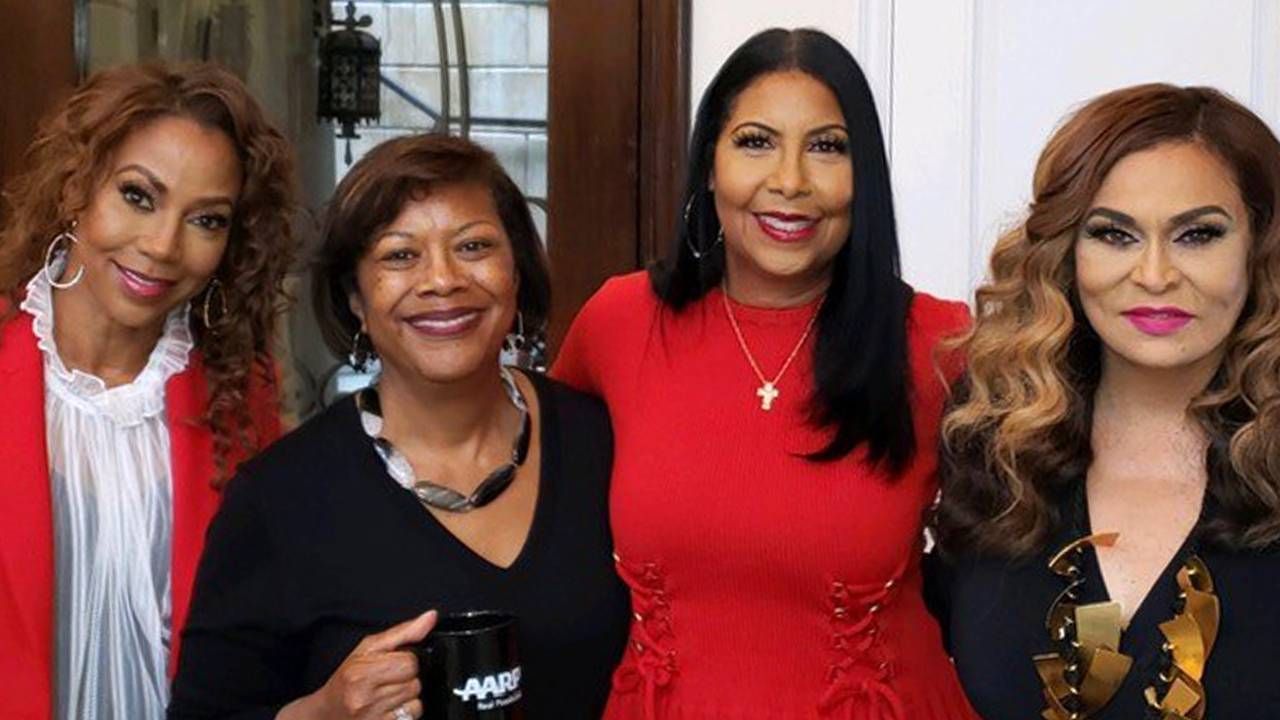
691, 1, 861, 115
690, 0, 892, 132
692, 0, 1280, 303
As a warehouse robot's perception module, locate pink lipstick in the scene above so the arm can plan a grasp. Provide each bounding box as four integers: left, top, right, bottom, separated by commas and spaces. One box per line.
113, 261, 175, 300
1122, 306, 1194, 336
755, 212, 818, 243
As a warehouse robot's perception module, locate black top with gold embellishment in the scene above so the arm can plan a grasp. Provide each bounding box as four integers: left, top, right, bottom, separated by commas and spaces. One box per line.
926, 486, 1280, 720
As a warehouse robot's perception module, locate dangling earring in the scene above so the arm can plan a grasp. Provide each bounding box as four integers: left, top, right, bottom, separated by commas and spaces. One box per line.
503, 311, 530, 367
44, 222, 84, 290
349, 328, 375, 372
200, 278, 229, 330
503, 311, 546, 371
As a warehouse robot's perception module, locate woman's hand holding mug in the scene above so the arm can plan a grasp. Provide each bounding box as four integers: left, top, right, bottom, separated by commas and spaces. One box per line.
278, 610, 437, 720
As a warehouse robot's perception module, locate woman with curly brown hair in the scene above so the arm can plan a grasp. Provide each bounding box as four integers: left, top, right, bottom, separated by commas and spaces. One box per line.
0, 61, 296, 720
929, 84, 1280, 719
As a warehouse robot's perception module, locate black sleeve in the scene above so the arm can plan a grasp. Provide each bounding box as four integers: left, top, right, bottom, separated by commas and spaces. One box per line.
921, 544, 954, 653
168, 467, 309, 720
548, 377, 616, 509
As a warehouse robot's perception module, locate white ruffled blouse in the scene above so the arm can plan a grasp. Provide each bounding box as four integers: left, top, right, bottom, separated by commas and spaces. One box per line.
20, 268, 193, 720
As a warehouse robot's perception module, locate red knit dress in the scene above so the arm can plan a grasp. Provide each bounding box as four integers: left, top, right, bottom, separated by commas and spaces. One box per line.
553, 272, 979, 720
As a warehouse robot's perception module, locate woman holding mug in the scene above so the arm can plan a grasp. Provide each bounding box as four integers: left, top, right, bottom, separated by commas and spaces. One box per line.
168, 134, 629, 720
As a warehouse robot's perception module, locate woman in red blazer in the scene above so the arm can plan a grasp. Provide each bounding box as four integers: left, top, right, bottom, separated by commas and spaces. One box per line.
0, 62, 295, 720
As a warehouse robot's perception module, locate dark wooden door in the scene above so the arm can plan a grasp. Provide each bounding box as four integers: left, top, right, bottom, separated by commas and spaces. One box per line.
547, 0, 690, 350
0, 2, 77, 206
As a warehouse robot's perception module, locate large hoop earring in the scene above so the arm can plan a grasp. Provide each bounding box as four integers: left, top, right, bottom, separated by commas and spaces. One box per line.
687, 227, 724, 261
43, 225, 84, 290
200, 278, 229, 330
682, 194, 724, 261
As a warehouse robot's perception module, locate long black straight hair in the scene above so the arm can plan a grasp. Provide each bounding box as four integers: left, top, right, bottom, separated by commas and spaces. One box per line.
649, 28, 916, 471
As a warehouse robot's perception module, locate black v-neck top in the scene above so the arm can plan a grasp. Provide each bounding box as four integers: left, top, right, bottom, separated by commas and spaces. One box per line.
168, 373, 630, 720
926, 486, 1280, 719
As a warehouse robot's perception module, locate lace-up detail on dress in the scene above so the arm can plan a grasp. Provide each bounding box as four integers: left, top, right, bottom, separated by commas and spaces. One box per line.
611, 552, 677, 719
563, 273, 981, 720
819, 556, 909, 720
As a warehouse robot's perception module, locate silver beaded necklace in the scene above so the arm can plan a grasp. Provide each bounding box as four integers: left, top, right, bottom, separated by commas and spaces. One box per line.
356, 367, 531, 513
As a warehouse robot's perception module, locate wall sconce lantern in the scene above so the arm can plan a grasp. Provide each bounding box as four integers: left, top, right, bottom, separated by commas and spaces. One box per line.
318, 1, 382, 164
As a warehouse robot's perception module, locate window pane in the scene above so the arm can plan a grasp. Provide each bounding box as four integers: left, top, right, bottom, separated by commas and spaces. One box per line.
332, 1, 549, 241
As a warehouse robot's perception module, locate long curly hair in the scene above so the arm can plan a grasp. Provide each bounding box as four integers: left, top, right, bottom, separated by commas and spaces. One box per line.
0, 61, 297, 485
936, 84, 1280, 557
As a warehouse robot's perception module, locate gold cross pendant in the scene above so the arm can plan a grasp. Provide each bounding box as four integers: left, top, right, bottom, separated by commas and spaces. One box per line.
756, 382, 779, 411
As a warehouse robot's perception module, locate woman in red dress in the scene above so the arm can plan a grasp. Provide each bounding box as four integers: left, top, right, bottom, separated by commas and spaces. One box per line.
554, 28, 978, 720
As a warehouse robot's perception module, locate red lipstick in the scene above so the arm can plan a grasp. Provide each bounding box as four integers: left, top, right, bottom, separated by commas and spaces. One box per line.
754, 212, 818, 243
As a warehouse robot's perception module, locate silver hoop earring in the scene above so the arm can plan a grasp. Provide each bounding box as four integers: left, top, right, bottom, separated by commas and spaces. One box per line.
687, 227, 724, 261
200, 278, 229, 330
43, 225, 84, 290
682, 193, 724, 261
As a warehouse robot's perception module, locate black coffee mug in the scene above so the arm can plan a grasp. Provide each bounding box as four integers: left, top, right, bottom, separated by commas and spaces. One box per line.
415, 611, 525, 720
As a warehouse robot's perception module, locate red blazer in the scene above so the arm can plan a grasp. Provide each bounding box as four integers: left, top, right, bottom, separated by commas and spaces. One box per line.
0, 312, 281, 719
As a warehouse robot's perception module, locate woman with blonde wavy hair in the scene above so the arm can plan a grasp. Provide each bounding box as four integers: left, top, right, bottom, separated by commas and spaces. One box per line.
0, 61, 295, 719
928, 83, 1280, 719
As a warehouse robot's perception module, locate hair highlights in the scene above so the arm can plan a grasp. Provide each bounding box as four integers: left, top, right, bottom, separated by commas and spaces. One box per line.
937, 84, 1280, 556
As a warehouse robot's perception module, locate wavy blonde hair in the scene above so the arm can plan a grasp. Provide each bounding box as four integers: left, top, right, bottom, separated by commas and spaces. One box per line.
936, 84, 1280, 557
0, 62, 297, 484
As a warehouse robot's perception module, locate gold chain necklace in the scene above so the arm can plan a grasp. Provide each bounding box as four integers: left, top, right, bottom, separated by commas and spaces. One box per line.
720, 282, 823, 411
